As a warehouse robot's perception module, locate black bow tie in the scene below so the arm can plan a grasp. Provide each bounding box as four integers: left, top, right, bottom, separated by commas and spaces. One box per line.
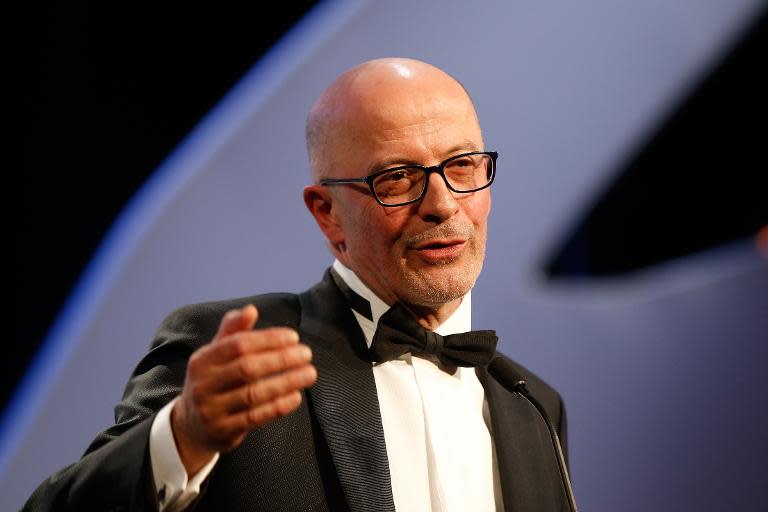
371, 303, 498, 367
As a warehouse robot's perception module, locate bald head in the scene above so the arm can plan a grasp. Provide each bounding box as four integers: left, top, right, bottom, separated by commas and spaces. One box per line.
302, 58, 491, 319
306, 58, 480, 181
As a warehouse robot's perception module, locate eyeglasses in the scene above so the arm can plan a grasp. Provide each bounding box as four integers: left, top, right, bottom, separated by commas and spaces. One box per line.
319, 151, 497, 207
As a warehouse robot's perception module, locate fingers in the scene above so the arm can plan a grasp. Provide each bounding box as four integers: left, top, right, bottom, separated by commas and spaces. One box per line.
202, 343, 312, 392
173, 304, 318, 461
217, 391, 305, 441
215, 304, 258, 339
179, 363, 316, 455
207, 305, 300, 367
196, 326, 300, 367
217, 364, 317, 414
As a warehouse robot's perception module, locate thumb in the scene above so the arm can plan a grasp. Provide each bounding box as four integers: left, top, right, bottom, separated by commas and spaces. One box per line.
215, 304, 258, 340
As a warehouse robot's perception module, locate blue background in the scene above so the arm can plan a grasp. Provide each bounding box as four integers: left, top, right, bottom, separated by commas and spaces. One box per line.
7, 1, 768, 509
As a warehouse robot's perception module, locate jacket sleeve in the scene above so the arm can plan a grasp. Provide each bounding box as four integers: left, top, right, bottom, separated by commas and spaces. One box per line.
22, 301, 225, 512
23, 415, 158, 512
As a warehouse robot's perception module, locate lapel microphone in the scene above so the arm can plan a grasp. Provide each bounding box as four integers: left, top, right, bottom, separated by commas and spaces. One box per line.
488, 358, 579, 512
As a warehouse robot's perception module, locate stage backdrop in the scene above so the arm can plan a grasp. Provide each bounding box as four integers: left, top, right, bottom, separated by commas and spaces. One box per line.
3, 0, 767, 510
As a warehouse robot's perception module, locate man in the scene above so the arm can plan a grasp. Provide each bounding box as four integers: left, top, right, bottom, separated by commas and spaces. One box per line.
25, 58, 569, 511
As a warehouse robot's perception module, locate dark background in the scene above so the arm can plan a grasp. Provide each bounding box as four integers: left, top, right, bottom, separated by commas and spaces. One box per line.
546, 11, 767, 277
13, 2, 767, 416
14, 2, 318, 411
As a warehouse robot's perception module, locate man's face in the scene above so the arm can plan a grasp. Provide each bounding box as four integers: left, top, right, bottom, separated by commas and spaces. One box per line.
327, 69, 491, 309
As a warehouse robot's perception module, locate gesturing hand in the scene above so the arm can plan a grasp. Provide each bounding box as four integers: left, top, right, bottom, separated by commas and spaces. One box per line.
171, 304, 317, 475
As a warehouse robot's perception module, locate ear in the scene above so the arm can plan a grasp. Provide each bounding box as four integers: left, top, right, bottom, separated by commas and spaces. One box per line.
303, 184, 346, 249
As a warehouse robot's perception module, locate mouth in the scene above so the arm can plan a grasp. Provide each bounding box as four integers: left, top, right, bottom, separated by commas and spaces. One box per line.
411, 238, 467, 262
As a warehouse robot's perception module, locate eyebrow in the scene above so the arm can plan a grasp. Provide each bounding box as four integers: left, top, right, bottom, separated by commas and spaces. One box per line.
367, 139, 482, 174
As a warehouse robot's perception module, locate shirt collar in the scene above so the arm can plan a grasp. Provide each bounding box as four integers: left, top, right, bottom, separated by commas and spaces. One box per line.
332, 259, 472, 348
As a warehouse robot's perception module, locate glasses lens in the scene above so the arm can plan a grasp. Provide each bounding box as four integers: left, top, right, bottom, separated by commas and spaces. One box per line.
372, 167, 425, 205
444, 153, 494, 191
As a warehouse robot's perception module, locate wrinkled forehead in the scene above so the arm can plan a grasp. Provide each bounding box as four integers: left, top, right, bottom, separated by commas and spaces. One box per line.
308, 59, 483, 179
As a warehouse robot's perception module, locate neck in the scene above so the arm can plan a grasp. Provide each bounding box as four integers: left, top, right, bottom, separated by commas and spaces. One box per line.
358, 273, 465, 330
400, 298, 463, 331
333, 259, 470, 332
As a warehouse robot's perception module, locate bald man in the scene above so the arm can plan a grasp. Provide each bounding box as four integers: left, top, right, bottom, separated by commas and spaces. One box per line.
24, 59, 569, 512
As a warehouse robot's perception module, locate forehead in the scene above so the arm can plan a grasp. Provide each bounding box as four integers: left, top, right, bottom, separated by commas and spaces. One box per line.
346, 66, 473, 126
334, 75, 483, 173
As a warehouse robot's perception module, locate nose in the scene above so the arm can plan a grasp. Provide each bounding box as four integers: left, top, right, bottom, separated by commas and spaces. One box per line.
417, 171, 459, 222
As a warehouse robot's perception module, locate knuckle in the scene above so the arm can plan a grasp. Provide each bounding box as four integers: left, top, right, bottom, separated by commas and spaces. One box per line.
238, 357, 259, 380
279, 348, 295, 367
264, 378, 284, 401
230, 336, 249, 356
239, 355, 270, 380
246, 383, 264, 406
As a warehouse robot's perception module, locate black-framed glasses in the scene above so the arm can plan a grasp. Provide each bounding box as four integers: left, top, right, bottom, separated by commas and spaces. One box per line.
319, 151, 497, 207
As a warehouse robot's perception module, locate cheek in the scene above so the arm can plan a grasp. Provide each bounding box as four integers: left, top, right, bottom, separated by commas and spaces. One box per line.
362, 208, 411, 258
344, 201, 398, 252
466, 191, 491, 230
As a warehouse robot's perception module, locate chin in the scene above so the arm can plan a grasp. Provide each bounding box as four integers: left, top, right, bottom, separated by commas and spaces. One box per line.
399, 263, 479, 306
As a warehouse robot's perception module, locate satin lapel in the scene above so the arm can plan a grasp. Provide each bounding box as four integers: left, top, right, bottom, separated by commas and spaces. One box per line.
477, 366, 569, 512
299, 270, 396, 512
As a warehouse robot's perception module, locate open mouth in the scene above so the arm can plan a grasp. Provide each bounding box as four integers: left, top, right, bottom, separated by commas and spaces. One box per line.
412, 239, 466, 261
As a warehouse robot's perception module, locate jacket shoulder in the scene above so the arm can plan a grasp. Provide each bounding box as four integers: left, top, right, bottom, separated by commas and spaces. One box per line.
89, 292, 302, 452
153, 292, 301, 349
492, 353, 562, 403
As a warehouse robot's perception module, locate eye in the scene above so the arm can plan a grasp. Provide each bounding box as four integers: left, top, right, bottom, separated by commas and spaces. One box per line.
445, 155, 480, 175
386, 170, 409, 182
373, 167, 423, 200
452, 156, 475, 167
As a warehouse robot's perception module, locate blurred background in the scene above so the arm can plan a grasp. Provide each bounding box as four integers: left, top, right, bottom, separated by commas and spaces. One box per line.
10, 0, 768, 510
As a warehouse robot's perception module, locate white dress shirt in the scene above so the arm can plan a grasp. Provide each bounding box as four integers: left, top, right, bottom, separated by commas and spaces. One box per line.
149, 261, 502, 511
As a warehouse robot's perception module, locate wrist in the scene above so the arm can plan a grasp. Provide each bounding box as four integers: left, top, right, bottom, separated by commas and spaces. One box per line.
170, 400, 217, 476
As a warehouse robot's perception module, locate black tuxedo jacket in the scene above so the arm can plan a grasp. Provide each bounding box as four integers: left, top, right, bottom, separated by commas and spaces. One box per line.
24, 270, 569, 511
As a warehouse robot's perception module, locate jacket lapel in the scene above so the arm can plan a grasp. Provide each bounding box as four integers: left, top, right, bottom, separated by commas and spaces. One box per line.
478, 366, 569, 512
299, 270, 396, 512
